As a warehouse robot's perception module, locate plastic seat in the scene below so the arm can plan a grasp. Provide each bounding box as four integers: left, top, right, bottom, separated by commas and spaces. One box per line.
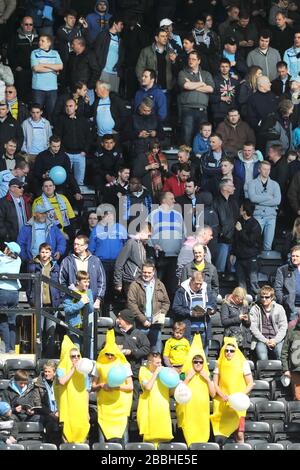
223, 443, 252, 450
0, 379, 9, 400
256, 400, 286, 423
60, 443, 90, 450
208, 339, 220, 358
287, 443, 300, 450
256, 360, 282, 380
26, 443, 57, 450
158, 443, 188, 451
250, 380, 272, 400
4, 359, 36, 379
244, 421, 272, 442
3, 444, 25, 450
189, 443, 220, 450
287, 401, 300, 423
125, 443, 155, 450
92, 443, 123, 450
0, 361, 4, 378
17, 422, 44, 441
254, 443, 284, 450
208, 360, 217, 374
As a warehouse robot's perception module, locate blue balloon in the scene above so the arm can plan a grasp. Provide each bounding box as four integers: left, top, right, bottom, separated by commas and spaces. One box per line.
49, 166, 67, 185
107, 364, 127, 387
158, 367, 180, 389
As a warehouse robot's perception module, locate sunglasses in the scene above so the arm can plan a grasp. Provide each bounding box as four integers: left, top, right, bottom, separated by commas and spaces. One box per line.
24, 23, 33, 26
105, 353, 115, 357
11, 185, 24, 189
260, 295, 271, 299
225, 349, 235, 353
5, 90, 14, 94
70, 354, 80, 358
193, 360, 204, 364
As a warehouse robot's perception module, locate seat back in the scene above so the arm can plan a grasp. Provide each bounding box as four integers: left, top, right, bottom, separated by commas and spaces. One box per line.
256, 400, 286, 422
223, 443, 252, 450
4, 359, 36, 379
256, 360, 282, 380
158, 443, 188, 450
17, 422, 44, 441
189, 443, 220, 450
60, 443, 90, 450
254, 443, 284, 450
26, 443, 57, 450
92, 443, 123, 450
287, 401, 300, 423
125, 443, 155, 450
244, 421, 271, 442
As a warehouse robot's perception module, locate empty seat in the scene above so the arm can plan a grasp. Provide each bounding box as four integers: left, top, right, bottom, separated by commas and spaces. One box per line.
208, 339, 220, 358
17, 422, 44, 441
26, 443, 57, 450
223, 443, 252, 450
244, 421, 272, 442
60, 443, 90, 450
189, 443, 220, 450
158, 443, 188, 451
256, 360, 282, 380
92, 443, 123, 450
0, 379, 9, 400
257, 251, 282, 281
256, 400, 286, 423
250, 380, 273, 400
3, 444, 25, 450
125, 443, 155, 450
287, 443, 300, 450
208, 360, 217, 374
4, 359, 36, 379
247, 397, 268, 421
210, 312, 224, 334
254, 443, 284, 450
287, 401, 300, 423
284, 422, 300, 442
272, 422, 288, 443
0, 361, 4, 378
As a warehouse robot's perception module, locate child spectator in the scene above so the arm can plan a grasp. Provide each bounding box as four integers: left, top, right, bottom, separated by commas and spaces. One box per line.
192, 122, 212, 158
163, 321, 190, 370
2, 370, 39, 422
0, 402, 18, 445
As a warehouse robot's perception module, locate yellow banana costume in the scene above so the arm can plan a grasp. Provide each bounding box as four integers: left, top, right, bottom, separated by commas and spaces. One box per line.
176, 334, 211, 446
95, 329, 133, 440
54, 335, 90, 443
211, 337, 248, 438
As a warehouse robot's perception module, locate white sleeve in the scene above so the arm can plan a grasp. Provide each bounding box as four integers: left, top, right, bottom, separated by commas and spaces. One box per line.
243, 361, 251, 375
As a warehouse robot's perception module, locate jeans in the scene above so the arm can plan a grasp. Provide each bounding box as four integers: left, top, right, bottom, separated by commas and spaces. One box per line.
68, 311, 94, 359
255, 340, 284, 360
32, 89, 57, 122
236, 258, 260, 295
215, 243, 231, 273
99, 423, 129, 445
0, 289, 19, 352
181, 107, 207, 146
140, 325, 162, 353
254, 216, 276, 251
66, 152, 86, 186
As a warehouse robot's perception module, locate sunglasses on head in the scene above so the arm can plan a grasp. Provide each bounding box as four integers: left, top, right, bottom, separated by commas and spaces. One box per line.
70, 354, 80, 358
193, 360, 204, 364
225, 348, 235, 353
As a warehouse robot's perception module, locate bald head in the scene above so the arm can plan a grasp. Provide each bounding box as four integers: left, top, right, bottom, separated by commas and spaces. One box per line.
257, 75, 271, 93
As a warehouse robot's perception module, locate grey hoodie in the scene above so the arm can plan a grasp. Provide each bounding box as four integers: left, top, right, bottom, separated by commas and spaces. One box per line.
249, 301, 288, 347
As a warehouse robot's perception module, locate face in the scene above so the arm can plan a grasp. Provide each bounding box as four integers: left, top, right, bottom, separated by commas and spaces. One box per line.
119, 169, 130, 182
9, 183, 24, 197
0, 105, 8, 118
220, 62, 230, 76
239, 17, 249, 27
39, 248, 51, 263
129, 178, 142, 192
205, 16, 213, 28
221, 160, 233, 175
259, 163, 271, 178
185, 181, 195, 196
72, 39, 84, 54
190, 278, 203, 292
73, 238, 88, 256
163, 192, 175, 207
210, 136, 222, 151
178, 170, 190, 183
65, 100, 77, 115
202, 229, 213, 244
139, 228, 151, 242
225, 43, 237, 54
201, 125, 212, 138
114, 21, 124, 33
183, 39, 194, 52
194, 19, 205, 30
140, 104, 152, 115
117, 315, 129, 330
192, 356, 204, 371
292, 250, 300, 266
39, 36, 51, 51
15, 165, 29, 178
105, 352, 116, 362
276, 13, 286, 28
230, 7, 240, 20
103, 139, 115, 151
149, 355, 162, 370
88, 212, 98, 228
155, 31, 168, 46
295, 33, 300, 48
34, 212, 47, 223
5, 87, 17, 100
228, 111, 240, 125
142, 266, 155, 282
77, 278, 90, 291
16, 381, 28, 389
102, 211, 114, 225
76, 84, 88, 97
223, 181, 235, 195
243, 145, 254, 160
97, 1, 107, 12
49, 141, 61, 154
65, 14, 76, 28
224, 345, 236, 361
43, 180, 55, 197
43, 366, 56, 381
259, 36, 270, 50
277, 65, 288, 79
173, 329, 184, 340
188, 53, 200, 69
193, 247, 204, 263
178, 151, 189, 163
287, 153, 297, 163
141, 71, 153, 88
30, 107, 42, 121
260, 291, 273, 307
22, 17, 33, 33
4, 141, 17, 156
268, 147, 281, 162
70, 350, 80, 365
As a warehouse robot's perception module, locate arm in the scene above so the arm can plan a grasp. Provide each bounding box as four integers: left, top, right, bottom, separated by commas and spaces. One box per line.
213, 372, 228, 401
274, 268, 284, 304
96, 259, 106, 300
130, 333, 150, 360
143, 367, 161, 391
88, 228, 97, 254
281, 333, 291, 372
113, 241, 131, 287
135, 48, 147, 81
249, 306, 268, 343
127, 285, 148, 325
1, 0, 16, 21
63, 296, 85, 314
172, 289, 191, 318
288, 176, 300, 213
53, 225, 67, 256
244, 373, 254, 395
58, 367, 76, 386
274, 307, 288, 344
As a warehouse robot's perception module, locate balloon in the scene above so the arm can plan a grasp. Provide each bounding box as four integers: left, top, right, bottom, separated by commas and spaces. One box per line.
158, 367, 180, 389
76, 358, 94, 375
228, 393, 250, 412
49, 166, 67, 185
174, 382, 192, 404
107, 364, 127, 387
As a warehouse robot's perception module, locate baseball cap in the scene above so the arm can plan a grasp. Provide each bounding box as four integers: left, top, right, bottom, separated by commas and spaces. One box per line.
8, 178, 25, 187
4, 241, 21, 255
224, 36, 237, 45
34, 204, 48, 214
160, 18, 173, 27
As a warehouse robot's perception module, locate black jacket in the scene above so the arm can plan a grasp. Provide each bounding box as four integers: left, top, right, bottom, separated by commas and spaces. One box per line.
270, 156, 289, 195
53, 93, 92, 126
210, 73, 239, 121
247, 90, 278, 129
0, 193, 31, 242
54, 115, 92, 154
114, 325, 150, 378
271, 25, 294, 58
67, 49, 99, 89
7, 28, 39, 71
231, 216, 262, 259
31, 374, 56, 415
2, 381, 36, 415
271, 75, 292, 98
0, 114, 24, 155
213, 193, 240, 244
94, 30, 125, 77
93, 148, 123, 182
55, 24, 84, 64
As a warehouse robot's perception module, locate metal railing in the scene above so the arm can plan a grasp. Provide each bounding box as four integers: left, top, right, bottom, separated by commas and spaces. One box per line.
0, 273, 96, 359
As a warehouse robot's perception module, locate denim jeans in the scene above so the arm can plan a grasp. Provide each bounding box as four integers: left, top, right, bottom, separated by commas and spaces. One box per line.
254, 216, 276, 251
66, 152, 86, 186
181, 107, 207, 146
215, 243, 231, 273
0, 289, 19, 352
32, 89, 57, 122
140, 325, 162, 353
68, 311, 94, 359
99, 423, 129, 445
236, 258, 260, 295
255, 340, 284, 360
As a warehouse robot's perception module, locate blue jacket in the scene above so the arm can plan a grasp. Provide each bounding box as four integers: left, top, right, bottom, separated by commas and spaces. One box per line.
88, 223, 127, 261
26, 0, 61, 27
63, 287, 93, 328
134, 84, 167, 121
59, 252, 106, 300
248, 176, 281, 218
17, 218, 66, 262
192, 133, 211, 156
27, 257, 61, 307
234, 150, 262, 185
86, 0, 111, 43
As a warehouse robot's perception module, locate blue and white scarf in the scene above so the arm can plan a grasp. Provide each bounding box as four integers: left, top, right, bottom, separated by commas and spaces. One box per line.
42, 192, 70, 227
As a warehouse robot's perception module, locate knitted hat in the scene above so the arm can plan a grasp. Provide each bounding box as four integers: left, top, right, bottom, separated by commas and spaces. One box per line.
118, 309, 135, 325
0, 402, 11, 416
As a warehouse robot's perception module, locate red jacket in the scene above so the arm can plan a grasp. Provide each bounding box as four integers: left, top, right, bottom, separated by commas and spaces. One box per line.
162, 175, 185, 197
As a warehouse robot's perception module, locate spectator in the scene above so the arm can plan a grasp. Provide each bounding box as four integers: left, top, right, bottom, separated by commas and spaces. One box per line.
127, 260, 170, 353
173, 271, 217, 348
67, 37, 99, 93
268, 143, 290, 195
281, 217, 300, 262
77, 210, 98, 238
59, 235, 106, 307
210, 58, 239, 126
271, 60, 292, 98
178, 50, 214, 145
192, 122, 212, 158
134, 140, 168, 199
0, 160, 29, 198
53, 81, 92, 125
249, 285, 288, 360
0, 101, 24, 155
102, 165, 130, 210
216, 109, 256, 155
176, 178, 213, 233
163, 321, 190, 368
17, 204, 66, 262
201, 133, 228, 187
25, 0, 60, 36
237, 65, 262, 120
190, 15, 219, 74
222, 36, 248, 80
248, 160, 281, 251
247, 30, 281, 81
30, 35, 63, 121
2, 370, 39, 423
0, 55, 14, 98
281, 311, 300, 400
0, 180, 30, 242
0, 138, 23, 172
86, 0, 112, 44
219, 5, 240, 39
0, 402, 18, 445
275, 244, 300, 322
0, 241, 21, 353
265, 99, 294, 155
160, 18, 182, 53
230, 199, 262, 295
5, 85, 29, 125
224, 11, 258, 59
21, 103, 52, 166
221, 287, 252, 352
247, 75, 278, 131
162, 163, 190, 198
93, 134, 123, 194
206, 156, 244, 204
177, 226, 214, 280
284, 30, 300, 80
121, 176, 152, 226
271, 13, 294, 58
134, 69, 167, 122
234, 142, 263, 198
132, 97, 163, 155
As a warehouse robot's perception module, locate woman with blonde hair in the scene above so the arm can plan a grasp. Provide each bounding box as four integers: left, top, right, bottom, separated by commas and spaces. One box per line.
282, 217, 300, 261
238, 65, 263, 119
220, 287, 252, 353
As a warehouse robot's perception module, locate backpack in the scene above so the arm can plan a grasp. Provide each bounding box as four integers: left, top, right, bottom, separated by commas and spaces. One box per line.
257, 113, 281, 141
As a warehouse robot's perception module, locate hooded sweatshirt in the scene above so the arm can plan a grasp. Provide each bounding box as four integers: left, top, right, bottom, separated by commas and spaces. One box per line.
86, 0, 112, 43
234, 149, 263, 195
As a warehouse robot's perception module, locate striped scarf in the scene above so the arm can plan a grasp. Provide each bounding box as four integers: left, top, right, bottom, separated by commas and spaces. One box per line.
42, 193, 70, 227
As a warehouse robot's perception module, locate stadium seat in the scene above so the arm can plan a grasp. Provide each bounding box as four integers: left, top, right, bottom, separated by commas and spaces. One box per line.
3, 444, 25, 450
125, 443, 155, 450
250, 380, 273, 400
17, 422, 44, 441
223, 443, 252, 450
158, 443, 188, 450
60, 443, 90, 450
257, 251, 282, 282
0, 360, 4, 378
208, 359, 217, 374
254, 443, 284, 450
287, 443, 300, 450
92, 443, 123, 450
189, 443, 220, 450
4, 359, 36, 379
284, 422, 300, 442
0, 379, 9, 400
256, 400, 286, 423
287, 401, 300, 423
244, 421, 272, 442
210, 312, 224, 334
26, 443, 57, 450
256, 360, 282, 380
208, 339, 220, 358
247, 397, 268, 421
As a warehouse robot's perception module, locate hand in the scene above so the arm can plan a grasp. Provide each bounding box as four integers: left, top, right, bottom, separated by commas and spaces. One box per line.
94, 298, 101, 309
221, 394, 229, 402
221, 96, 231, 103
284, 371, 291, 377
84, 94, 90, 103
239, 313, 247, 320
200, 369, 210, 382
16, 66, 23, 72
154, 244, 162, 251
26, 409, 34, 416
230, 61, 236, 67
247, 40, 254, 47
115, 285, 122, 292
139, 130, 149, 138
42, 172, 49, 179
154, 366, 162, 376
149, 131, 156, 137
229, 255, 236, 265
15, 405, 22, 413
81, 294, 90, 305
235, 221, 242, 231
123, 349, 131, 355
239, 40, 248, 47
143, 320, 151, 328
268, 339, 276, 348
185, 369, 196, 382
147, 163, 159, 170
105, 174, 116, 183
80, 152, 86, 157
74, 192, 83, 201
54, 252, 61, 261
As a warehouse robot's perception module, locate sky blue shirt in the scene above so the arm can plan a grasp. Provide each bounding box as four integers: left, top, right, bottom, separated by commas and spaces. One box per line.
144, 280, 154, 320
29, 119, 48, 154
31, 221, 47, 256
96, 97, 115, 136
103, 33, 119, 74
31, 48, 62, 91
